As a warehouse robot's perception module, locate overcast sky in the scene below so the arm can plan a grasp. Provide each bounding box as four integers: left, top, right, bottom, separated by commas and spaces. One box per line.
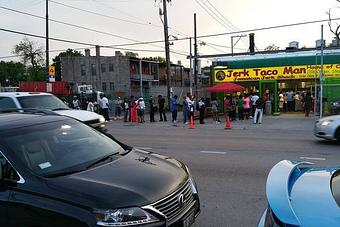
1, 0, 340, 67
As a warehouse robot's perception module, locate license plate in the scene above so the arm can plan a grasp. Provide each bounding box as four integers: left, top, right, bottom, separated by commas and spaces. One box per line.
182, 209, 196, 227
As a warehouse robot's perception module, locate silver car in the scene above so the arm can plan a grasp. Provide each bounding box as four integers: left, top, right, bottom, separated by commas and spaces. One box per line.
314, 115, 340, 141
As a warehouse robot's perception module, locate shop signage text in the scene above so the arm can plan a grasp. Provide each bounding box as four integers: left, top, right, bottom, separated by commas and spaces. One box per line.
214, 64, 340, 82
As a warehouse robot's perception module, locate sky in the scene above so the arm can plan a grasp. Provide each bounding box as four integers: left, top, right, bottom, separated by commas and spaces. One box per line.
0, 0, 340, 67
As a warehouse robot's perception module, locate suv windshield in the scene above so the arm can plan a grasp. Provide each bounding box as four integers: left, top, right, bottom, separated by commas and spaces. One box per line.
1, 119, 124, 177
17, 95, 70, 110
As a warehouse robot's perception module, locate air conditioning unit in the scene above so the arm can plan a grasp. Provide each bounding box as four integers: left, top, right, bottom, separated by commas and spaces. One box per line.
316, 39, 326, 48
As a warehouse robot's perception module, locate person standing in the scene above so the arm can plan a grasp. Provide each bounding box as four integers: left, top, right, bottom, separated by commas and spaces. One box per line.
251, 92, 259, 118
187, 95, 195, 123
243, 94, 251, 120
123, 98, 129, 122
237, 95, 244, 120
170, 95, 178, 123
86, 97, 94, 112
72, 96, 81, 110
198, 98, 205, 124
211, 97, 220, 124
149, 96, 155, 122
278, 93, 284, 112
99, 93, 110, 122
254, 97, 265, 124
287, 91, 293, 112
182, 95, 188, 124
302, 92, 312, 117
158, 95, 167, 121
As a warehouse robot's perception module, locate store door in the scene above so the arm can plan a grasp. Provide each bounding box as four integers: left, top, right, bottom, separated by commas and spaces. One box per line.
259, 80, 278, 113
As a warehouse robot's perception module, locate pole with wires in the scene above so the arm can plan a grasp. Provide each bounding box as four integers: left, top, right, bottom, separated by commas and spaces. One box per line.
161, 0, 172, 107
46, 0, 49, 78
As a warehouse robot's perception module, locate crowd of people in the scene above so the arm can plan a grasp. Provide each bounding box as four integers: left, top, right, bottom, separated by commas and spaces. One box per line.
70, 90, 314, 126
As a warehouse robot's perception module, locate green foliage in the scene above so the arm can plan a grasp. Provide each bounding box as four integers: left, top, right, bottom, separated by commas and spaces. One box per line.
264, 44, 280, 51
0, 61, 26, 86
125, 51, 139, 58
52, 49, 84, 81
143, 56, 166, 66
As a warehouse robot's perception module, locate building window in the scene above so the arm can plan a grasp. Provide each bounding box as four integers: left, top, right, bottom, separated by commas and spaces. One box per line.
101, 64, 106, 73
110, 82, 115, 91
102, 82, 107, 92
109, 63, 114, 72
81, 64, 86, 76
91, 64, 96, 76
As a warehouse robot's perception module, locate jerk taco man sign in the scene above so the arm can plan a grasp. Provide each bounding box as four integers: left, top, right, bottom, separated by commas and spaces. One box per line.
214, 64, 340, 82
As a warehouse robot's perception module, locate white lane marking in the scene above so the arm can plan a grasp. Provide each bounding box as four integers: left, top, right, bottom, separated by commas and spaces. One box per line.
200, 151, 226, 155
135, 147, 153, 150
300, 156, 326, 161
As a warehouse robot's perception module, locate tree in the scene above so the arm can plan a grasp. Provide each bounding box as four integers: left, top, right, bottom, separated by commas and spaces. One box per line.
143, 56, 167, 66
0, 61, 26, 86
13, 37, 45, 81
327, 2, 340, 46
264, 44, 280, 51
125, 51, 139, 58
52, 49, 84, 81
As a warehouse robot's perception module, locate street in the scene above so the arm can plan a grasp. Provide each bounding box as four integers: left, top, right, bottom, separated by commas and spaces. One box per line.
106, 114, 340, 227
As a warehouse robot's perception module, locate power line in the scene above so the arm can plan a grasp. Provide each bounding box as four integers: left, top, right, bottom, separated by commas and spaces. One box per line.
204, 0, 240, 32
197, 17, 340, 39
194, 0, 233, 31
48, 0, 159, 28
0, 6, 188, 56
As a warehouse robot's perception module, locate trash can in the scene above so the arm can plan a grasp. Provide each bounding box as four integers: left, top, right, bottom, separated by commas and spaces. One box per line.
265, 100, 272, 115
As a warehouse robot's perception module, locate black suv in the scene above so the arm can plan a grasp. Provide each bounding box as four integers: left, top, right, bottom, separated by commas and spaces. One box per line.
0, 112, 200, 227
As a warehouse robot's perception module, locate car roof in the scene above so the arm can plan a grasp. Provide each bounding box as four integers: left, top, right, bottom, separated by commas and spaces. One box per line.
0, 112, 69, 131
0, 92, 52, 97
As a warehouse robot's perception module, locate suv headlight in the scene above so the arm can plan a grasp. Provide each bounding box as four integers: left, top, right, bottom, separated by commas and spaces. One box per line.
185, 165, 198, 194
99, 117, 105, 123
94, 207, 159, 226
321, 120, 333, 126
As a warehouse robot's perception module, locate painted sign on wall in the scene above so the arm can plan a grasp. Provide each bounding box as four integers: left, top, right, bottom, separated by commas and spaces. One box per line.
214, 64, 340, 82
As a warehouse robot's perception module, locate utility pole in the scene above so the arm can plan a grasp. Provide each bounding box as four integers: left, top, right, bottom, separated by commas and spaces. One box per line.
46, 0, 49, 77
320, 25, 324, 118
194, 13, 198, 99
189, 37, 193, 95
162, 0, 171, 106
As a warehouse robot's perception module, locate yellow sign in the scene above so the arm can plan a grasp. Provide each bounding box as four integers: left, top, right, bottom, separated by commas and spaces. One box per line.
214, 64, 340, 82
48, 66, 55, 76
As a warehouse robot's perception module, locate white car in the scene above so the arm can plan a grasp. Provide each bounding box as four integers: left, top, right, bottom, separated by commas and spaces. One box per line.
0, 92, 106, 130
314, 115, 340, 141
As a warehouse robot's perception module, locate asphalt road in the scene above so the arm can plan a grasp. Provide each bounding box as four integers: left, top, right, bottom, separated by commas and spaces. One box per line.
106, 114, 340, 227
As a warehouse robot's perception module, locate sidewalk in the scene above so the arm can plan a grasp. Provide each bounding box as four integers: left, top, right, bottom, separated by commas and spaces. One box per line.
108, 111, 317, 132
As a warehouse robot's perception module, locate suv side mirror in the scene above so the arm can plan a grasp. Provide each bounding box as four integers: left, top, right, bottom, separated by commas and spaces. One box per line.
0, 156, 19, 183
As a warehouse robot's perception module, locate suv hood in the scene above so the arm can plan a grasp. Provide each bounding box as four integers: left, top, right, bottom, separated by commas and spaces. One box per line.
45, 149, 188, 209
54, 109, 103, 122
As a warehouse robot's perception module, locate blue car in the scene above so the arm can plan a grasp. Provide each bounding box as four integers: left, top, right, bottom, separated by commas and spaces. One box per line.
258, 160, 340, 227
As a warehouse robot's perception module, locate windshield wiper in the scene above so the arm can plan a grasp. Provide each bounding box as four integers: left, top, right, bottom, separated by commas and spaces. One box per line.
44, 168, 85, 178
85, 153, 118, 169
52, 107, 70, 111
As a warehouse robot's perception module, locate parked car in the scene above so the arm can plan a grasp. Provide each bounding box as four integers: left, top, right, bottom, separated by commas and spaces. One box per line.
330, 100, 340, 115
0, 92, 105, 130
0, 112, 200, 227
314, 115, 340, 141
258, 160, 340, 227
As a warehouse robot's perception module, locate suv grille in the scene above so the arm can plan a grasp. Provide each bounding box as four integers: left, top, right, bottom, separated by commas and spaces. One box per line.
84, 119, 100, 125
151, 180, 194, 224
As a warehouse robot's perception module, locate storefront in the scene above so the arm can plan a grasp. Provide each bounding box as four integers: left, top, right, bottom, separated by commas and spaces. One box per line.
212, 49, 340, 113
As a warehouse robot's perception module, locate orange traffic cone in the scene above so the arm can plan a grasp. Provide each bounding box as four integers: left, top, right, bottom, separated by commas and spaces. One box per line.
189, 115, 195, 129
225, 116, 232, 130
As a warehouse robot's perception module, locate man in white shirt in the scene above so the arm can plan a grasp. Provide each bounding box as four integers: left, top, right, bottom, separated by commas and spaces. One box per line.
100, 94, 110, 122
251, 92, 259, 118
